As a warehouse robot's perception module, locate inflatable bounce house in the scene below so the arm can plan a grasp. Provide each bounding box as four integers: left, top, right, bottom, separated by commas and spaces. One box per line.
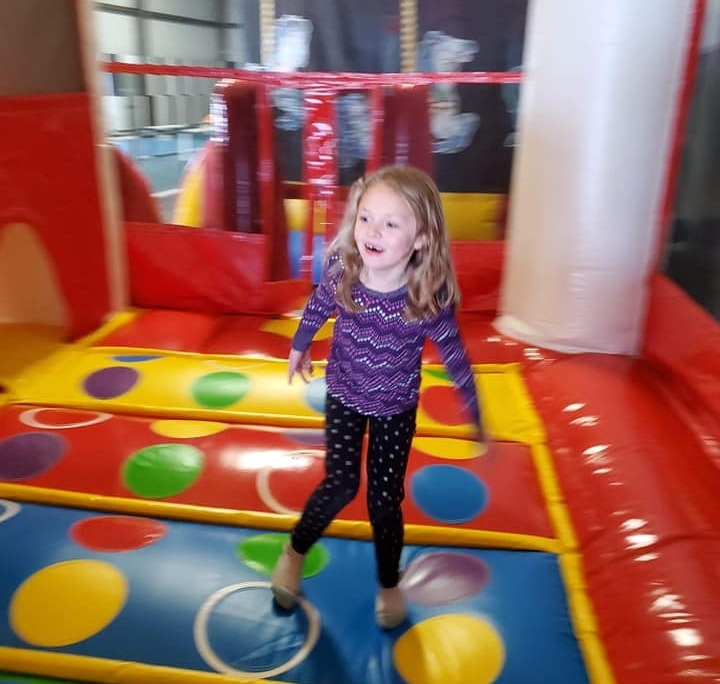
0, 1, 718, 683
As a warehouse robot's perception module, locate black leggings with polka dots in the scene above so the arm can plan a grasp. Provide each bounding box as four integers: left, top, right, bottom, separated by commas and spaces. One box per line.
291, 394, 417, 588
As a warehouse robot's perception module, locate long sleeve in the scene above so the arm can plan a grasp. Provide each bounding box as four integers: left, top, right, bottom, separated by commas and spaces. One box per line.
291, 257, 339, 352
427, 307, 483, 432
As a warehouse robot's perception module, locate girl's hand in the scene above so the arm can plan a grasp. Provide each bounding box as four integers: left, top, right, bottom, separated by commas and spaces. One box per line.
472, 423, 486, 445
288, 348, 313, 384
472, 424, 492, 457
480, 440, 494, 458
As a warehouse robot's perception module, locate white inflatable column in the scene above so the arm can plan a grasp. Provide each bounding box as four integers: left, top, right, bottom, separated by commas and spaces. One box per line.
495, 0, 697, 354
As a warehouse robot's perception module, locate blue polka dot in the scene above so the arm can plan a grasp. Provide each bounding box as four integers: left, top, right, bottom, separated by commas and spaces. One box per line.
304, 377, 326, 414
410, 464, 488, 523
111, 355, 162, 362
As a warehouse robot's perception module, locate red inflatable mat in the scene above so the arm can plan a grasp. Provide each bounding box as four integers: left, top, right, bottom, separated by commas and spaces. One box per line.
0, 405, 554, 544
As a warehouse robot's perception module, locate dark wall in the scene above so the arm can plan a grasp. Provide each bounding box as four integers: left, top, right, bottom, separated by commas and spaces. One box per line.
0, 0, 85, 96
665, 45, 720, 319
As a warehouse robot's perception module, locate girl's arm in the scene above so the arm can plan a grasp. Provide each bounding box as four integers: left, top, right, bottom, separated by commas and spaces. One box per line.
289, 256, 340, 383
428, 308, 485, 440
288, 347, 313, 384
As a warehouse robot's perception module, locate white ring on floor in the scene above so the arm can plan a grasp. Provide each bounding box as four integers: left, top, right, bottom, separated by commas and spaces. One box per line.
19, 408, 112, 430
194, 580, 321, 677
0, 499, 21, 523
256, 450, 324, 515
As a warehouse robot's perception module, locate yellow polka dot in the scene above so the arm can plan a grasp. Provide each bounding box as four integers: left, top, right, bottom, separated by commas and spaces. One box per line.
413, 437, 486, 460
10, 560, 127, 647
150, 419, 228, 438
393, 614, 505, 684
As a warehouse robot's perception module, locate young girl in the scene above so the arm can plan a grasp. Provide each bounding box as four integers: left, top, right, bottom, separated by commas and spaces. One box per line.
271, 165, 485, 629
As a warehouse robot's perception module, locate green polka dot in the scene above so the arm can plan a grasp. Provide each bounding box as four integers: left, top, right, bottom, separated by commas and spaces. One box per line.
122, 444, 204, 498
238, 533, 328, 578
425, 368, 450, 381
191, 371, 250, 408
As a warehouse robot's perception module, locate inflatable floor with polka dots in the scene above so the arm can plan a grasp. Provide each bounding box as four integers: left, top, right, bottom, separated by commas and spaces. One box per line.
0, 310, 596, 684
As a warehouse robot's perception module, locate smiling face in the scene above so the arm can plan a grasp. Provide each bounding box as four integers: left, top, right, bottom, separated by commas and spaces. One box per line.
353, 181, 425, 291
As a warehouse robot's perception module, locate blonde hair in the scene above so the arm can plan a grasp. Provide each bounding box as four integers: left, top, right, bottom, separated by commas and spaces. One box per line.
326, 165, 460, 319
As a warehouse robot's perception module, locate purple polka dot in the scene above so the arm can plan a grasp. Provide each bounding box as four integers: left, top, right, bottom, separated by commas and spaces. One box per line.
400, 551, 490, 605
282, 428, 325, 446
0, 432, 66, 480
111, 354, 161, 363
82, 366, 139, 399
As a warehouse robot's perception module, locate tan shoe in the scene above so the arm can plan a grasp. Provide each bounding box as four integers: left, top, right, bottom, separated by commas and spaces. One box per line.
375, 586, 407, 629
271, 544, 303, 609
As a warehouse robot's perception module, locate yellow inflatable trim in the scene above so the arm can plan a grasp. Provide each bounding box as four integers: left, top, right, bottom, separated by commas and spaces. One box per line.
528, 442, 616, 684
283, 193, 503, 240
172, 168, 504, 242
529, 444, 577, 550
172, 157, 204, 227
0, 646, 285, 684
503, 371, 613, 683
559, 551, 617, 684
75, 309, 142, 346
11, 349, 544, 443
0, 483, 560, 553
0, 323, 66, 389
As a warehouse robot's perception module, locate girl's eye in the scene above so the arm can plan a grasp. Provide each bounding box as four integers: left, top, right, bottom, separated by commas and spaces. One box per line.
386, 221, 398, 229
358, 215, 369, 223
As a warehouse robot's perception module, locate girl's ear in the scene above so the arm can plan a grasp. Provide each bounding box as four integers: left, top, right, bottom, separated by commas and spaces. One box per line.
414, 234, 428, 251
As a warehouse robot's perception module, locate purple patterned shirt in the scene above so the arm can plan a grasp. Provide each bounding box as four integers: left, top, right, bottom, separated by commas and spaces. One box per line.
292, 256, 482, 428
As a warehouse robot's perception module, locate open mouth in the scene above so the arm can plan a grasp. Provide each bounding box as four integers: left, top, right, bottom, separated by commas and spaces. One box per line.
364, 242, 384, 253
